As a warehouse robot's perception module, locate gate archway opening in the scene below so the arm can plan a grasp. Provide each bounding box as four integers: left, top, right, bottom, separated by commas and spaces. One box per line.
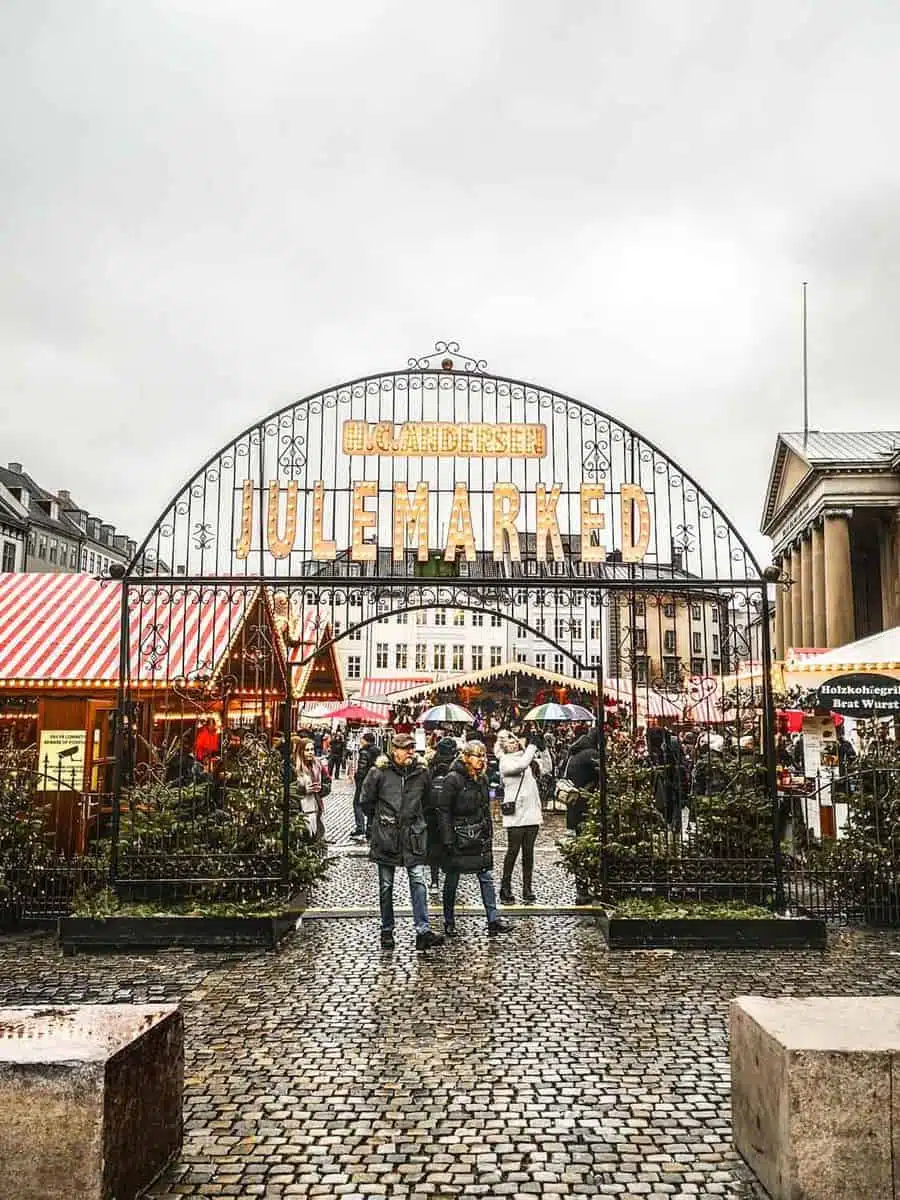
107, 343, 779, 909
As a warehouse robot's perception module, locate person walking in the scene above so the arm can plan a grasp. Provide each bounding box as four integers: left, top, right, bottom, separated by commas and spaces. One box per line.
361, 733, 444, 952
496, 731, 543, 905
437, 740, 512, 939
564, 730, 600, 906
351, 730, 378, 839
328, 728, 346, 780
425, 736, 457, 890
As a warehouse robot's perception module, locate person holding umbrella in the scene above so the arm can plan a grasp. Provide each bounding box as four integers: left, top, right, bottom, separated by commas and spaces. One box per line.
437, 740, 512, 939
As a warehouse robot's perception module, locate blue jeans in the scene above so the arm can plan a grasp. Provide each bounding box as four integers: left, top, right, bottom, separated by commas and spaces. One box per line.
442, 869, 498, 926
377, 863, 430, 935
352, 784, 366, 835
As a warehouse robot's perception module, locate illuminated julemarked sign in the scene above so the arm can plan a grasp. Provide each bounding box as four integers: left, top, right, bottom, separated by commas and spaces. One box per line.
234, 419, 653, 565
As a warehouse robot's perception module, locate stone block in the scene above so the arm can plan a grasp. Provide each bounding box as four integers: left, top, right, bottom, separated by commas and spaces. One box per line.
0, 1004, 183, 1200
731, 996, 900, 1200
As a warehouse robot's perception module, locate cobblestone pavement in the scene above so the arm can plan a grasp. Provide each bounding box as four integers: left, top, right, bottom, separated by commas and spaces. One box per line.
5, 783, 900, 1198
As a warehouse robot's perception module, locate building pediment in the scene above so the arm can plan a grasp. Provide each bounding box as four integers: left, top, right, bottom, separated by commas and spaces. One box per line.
761, 438, 813, 535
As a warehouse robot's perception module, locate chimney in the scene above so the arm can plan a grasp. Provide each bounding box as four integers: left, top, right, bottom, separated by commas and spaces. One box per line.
7, 462, 22, 474
57, 489, 72, 505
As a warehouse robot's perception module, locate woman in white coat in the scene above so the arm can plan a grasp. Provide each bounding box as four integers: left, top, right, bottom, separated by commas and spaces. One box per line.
496, 730, 543, 904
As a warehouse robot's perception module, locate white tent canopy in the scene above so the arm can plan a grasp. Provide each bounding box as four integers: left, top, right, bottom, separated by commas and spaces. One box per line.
788, 626, 900, 672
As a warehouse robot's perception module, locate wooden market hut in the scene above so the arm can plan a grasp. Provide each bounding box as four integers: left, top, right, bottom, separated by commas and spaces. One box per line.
385, 659, 599, 718
0, 573, 288, 853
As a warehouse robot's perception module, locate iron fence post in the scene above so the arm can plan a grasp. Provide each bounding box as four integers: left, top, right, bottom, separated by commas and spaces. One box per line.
759, 581, 785, 910
110, 578, 130, 886
595, 648, 608, 892
281, 651, 293, 887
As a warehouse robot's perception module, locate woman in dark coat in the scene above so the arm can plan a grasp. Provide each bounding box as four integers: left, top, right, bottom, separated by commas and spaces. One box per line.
436, 740, 512, 938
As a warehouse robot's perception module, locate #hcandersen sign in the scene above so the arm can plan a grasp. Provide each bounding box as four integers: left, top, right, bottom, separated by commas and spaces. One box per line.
235, 420, 653, 565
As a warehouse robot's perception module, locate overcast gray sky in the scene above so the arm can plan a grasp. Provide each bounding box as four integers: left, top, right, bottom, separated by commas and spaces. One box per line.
2, 0, 899, 564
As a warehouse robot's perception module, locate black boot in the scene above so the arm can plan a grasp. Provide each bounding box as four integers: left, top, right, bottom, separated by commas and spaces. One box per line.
380, 930, 395, 950
499, 885, 516, 904
444, 922, 460, 938
416, 929, 445, 951
488, 918, 513, 936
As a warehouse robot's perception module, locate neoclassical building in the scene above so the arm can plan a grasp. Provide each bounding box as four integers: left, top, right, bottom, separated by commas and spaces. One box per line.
761, 431, 900, 658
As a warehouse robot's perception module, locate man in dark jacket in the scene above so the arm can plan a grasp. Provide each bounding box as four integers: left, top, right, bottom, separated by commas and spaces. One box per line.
352, 730, 378, 839
361, 733, 444, 952
564, 731, 600, 906
437, 739, 512, 938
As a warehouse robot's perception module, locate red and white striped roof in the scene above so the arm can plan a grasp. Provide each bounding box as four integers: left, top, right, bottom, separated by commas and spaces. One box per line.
360, 675, 432, 698
0, 574, 260, 685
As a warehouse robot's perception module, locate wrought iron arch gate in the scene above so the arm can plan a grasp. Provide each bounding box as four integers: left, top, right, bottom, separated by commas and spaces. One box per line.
112, 342, 778, 903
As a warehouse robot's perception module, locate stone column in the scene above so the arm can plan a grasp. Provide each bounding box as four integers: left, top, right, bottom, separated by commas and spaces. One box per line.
824, 509, 855, 648
774, 556, 786, 661
811, 521, 826, 647
790, 543, 803, 653
879, 508, 900, 631
800, 531, 814, 647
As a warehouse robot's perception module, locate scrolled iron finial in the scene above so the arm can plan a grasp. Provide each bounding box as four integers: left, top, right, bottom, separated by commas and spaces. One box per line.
407, 340, 488, 373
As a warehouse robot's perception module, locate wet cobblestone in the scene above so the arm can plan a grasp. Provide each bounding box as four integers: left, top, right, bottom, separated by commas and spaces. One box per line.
3, 782, 898, 1197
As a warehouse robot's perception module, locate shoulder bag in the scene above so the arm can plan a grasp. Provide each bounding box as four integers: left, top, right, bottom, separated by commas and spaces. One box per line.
500, 770, 526, 817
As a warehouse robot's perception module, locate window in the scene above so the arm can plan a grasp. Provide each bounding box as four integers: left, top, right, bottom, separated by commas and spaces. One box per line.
691, 604, 702, 621
516, 590, 527, 605
517, 623, 527, 639
711, 658, 721, 675
375, 643, 388, 669
691, 657, 705, 675
415, 609, 427, 625
664, 657, 680, 684
712, 607, 719, 624
490, 646, 502, 667
377, 600, 390, 623
554, 617, 565, 640
589, 592, 601, 607
692, 632, 702, 653
663, 601, 675, 618
348, 625, 361, 640
535, 618, 545, 636
434, 608, 447, 626
712, 634, 720, 654
535, 652, 546, 670
346, 655, 361, 679
553, 653, 564, 674
88, 551, 94, 572
433, 644, 446, 670
396, 611, 408, 625
569, 618, 582, 640
452, 644, 465, 670
69, 547, 78, 568
490, 614, 502, 628
589, 653, 601, 666
633, 629, 647, 650
471, 645, 483, 670
27, 531, 34, 554
663, 630, 676, 653
633, 599, 646, 617
590, 620, 601, 640
48, 539, 59, 564
37, 535, 47, 559
471, 612, 483, 627
1, 542, 15, 572
395, 645, 408, 669
80, 548, 87, 570
453, 610, 465, 626
415, 643, 427, 671
349, 592, 362, 608
515, 650, 528, 663
635, 656, 649, 684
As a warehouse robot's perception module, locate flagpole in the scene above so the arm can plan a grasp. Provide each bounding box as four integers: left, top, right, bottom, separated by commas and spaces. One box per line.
802, 281, 809, 450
